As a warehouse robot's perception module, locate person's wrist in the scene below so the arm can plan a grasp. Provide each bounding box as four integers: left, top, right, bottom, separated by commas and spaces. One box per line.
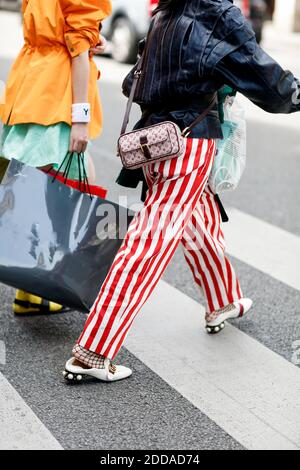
72, 103, 91, 123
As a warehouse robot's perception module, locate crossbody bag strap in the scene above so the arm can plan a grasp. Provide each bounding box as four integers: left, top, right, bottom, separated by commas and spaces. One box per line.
120, 12, 218, 138
181, 93, 218, 137
120, 57, 144, 136
121, 82, 218, 139
120, 16, 159, 137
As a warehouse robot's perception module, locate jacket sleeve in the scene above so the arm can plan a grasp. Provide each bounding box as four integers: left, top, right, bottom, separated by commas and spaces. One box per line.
213, 36, 300, 114
61, 0, 112, 57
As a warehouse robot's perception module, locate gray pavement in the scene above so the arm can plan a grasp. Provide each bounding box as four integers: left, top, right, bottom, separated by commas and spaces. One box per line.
0, 12, 299, 450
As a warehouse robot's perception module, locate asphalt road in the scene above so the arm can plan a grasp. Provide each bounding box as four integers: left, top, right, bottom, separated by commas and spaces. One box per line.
0, 12, 299, 450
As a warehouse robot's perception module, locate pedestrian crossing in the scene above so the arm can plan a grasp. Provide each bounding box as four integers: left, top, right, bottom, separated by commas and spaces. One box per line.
126, 279, 300, 450
123, 204, 300, 450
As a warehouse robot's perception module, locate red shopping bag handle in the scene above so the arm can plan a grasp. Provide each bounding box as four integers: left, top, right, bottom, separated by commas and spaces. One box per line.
47, 170, 107, 199
50, 152, 92, 199
44, 152, 108, 199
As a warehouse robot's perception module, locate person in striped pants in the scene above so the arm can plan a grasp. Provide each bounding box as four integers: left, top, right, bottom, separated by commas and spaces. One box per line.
64, 0, 300, 382
64, 138, 251, 382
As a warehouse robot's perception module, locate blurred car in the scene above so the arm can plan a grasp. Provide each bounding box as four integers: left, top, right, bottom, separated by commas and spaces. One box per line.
0, 0, 21, 11
103, 0, 268, 64
101, 0, 157, 63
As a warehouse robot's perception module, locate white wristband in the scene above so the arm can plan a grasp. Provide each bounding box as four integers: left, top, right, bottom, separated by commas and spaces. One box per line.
72, 103, 91, 123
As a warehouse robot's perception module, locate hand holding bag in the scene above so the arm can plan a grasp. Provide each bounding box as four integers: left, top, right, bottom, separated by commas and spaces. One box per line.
47, 151, 107, 199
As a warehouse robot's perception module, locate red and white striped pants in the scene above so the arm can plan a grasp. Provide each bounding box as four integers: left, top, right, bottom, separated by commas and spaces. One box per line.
78, 138, 242, 359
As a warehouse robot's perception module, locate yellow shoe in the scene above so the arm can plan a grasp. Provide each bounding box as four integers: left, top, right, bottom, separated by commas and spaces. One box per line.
13, 290, 67, 315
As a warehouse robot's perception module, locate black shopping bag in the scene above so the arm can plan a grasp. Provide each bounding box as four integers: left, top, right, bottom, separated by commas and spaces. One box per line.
0, 159, 134, 312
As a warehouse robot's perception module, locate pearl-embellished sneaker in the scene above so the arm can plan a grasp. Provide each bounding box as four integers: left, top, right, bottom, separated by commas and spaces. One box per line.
205, 298, 253, 335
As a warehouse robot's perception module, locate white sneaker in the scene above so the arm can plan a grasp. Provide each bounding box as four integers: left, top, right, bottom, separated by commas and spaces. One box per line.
63, 357, 132, 383
206, 298, 253, 335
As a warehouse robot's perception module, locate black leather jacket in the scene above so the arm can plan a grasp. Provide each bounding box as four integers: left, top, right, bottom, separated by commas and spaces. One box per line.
117, 0, 300, 197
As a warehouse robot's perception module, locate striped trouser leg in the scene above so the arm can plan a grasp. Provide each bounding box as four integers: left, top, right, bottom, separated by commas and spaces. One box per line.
181, 186, 243, 314
77, 138, 216, 360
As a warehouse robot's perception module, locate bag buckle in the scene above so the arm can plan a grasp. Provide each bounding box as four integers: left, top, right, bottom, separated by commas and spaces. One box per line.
140, 135, 151, 159
140, 143, 151, 158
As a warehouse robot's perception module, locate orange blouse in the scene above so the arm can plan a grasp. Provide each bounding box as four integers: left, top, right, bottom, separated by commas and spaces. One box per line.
0, 0, 112, 138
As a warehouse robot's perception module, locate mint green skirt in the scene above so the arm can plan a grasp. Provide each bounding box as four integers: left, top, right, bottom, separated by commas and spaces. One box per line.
0, 122, 89, 180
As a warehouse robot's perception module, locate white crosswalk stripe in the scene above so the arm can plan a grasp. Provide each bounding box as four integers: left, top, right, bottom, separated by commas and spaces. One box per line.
0, 372, 62, 450
223, 208, 300, 291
